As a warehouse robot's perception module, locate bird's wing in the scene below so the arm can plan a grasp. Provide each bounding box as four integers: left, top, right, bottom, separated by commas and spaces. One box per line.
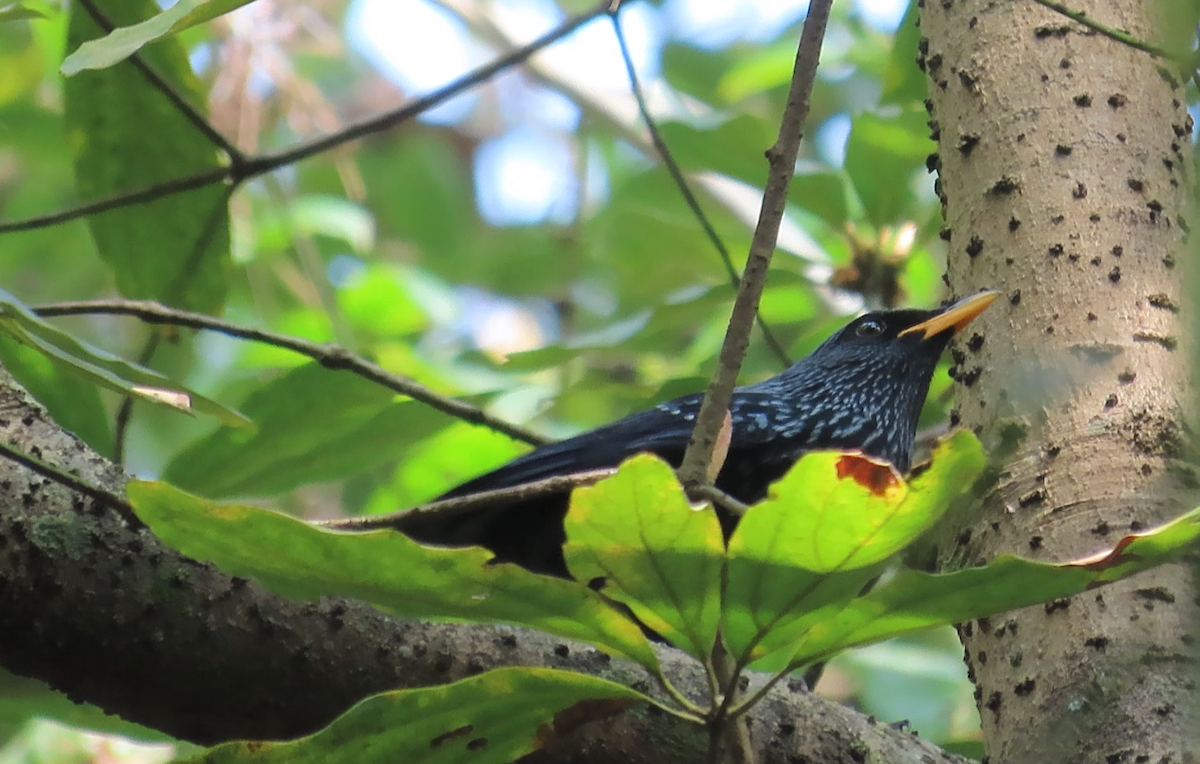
441, 389, 787, 498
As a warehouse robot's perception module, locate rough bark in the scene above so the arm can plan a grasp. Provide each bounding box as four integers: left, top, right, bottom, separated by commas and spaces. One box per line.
0, 366, 962, 762
922, 0, 1197, 762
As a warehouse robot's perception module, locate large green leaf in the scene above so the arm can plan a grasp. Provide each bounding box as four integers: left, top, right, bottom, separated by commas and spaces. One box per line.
843, 108, 935, 227
128, 481, 658, 669
62, 0, 253, 75
181, 668, 645, 764
64, 0, 231, 314
723, 430, 985, 665
0, 288, 247, 427
163, 363, 450, 498
564, 455, 724, 662
789, 505, 1200, 667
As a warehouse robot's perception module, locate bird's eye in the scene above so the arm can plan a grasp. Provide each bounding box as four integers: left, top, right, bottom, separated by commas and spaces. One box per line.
855, 318, 885, 337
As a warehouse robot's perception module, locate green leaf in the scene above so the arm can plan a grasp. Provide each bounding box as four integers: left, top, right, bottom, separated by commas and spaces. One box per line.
790, 505, 1200, 667
61, 0, 252, 75
0, 287, 248, 427
181, 668, 645, 764
843, 108, 936, 227
564, 455, 724, 661
162, 363, 448, 498
0, 2, 45, 24
128, 481, 659, 669
0, 335, 112, 456
723, 430, 985, 665
879, 0, 925, 106
64, 0, 231, 314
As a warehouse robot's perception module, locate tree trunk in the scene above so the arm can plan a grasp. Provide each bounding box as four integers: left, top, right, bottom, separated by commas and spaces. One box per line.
922, 0, 1197, 761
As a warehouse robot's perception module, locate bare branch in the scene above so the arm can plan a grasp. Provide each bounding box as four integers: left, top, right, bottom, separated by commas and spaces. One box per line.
34, 299, 549, 447
608, 8, 791, 369
676, 0, 833, 489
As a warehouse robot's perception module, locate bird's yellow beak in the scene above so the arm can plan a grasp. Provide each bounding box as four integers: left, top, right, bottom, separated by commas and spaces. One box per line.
898, 290, 999, 340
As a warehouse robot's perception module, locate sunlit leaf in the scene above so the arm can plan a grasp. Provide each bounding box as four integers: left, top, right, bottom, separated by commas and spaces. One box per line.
128, 481, 658, 669
180, 668, 645, 764
723, 431, 985, 664
789, 505, 1200, 667
564, 455, 724, 661
0, 2, 45, 23
0, 288, 247, 427
64, 0, 231, 314
61, 0, 253, 74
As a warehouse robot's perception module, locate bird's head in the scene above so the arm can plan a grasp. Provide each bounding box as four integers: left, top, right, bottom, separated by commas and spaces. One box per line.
761, 290, 999, 471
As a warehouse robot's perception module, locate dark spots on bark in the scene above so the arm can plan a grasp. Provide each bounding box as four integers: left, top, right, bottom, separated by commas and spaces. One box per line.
1090, 256, 1102, 266
1130, 520, 1145, 531
1073, 93, 1092, 107
1010, 652, 1023, 668
1108, 93, 1127, 108
1008, 216, 1021, 231
1086, 312, 1097, 321
959, 366, 983, 387
1108, 266, 1121, 283
1014, 679, 1035, 696
1104, 394, 1119, 409
967, 333, 985, 352
1009, 290, 1021, 306
1055, 144, 1072, 156
1044, 598, 1070, 614
989, 176, 1019, 195
1059, 58, 1071, 69
1135, 587, 1175, 604
554, 644, 570, 657
1147, 294, 1179, 312
1111, 245, 1122, 257
958, 133, 980, 155
1132, 332, 1177, 350
966, 236, 983, 258
1048, 243, 1064, 257
1118, 370, 1136, 384
1029, 536, 1043, 550
1085, 636, 1109, 651
1045, 443, 1061, 458
1019, 489, 1047, 507
1073, 182, 1087, 199
985, 691, 1002, 717
1092, 521, 1111, 536
1117, 133, 1126, 142
926, 152, 940, 172
1127, 178, 1144, 192
1089, 213, 1101, 222
1163, 254, 1175, 269
1034, 25, 1071, 38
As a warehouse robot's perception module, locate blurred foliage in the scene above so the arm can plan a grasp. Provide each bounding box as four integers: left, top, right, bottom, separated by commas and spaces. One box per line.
0, 0, 992, 756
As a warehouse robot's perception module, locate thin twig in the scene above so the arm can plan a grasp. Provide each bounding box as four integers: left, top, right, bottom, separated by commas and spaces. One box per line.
34, 300, 549, 447
0, 0, 611, 235
676, 0, 833, 490
689, 484, 750, 517
235, 0, 612, 180
607, 6, 791, 370
318, 467, 616, 531
74, 0, 245, 163
1029, 0, 1174, 59
0, 439, 139, 526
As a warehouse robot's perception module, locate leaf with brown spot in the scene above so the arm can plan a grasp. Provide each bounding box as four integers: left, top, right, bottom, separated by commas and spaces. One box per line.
836, 453, 903, 496
723, 430, 985, 667
787, 505, 1200, 668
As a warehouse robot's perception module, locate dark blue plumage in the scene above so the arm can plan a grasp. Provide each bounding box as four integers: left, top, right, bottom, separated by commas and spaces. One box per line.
398, 292, 996, 576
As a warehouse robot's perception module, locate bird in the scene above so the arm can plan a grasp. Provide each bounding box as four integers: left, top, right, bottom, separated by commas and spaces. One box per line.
396, 291, 998, 578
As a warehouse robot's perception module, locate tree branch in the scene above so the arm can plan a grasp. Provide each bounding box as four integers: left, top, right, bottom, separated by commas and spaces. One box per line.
33, 299, 548, 447
676, 0, 832, 488
0, 365, 966, 762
